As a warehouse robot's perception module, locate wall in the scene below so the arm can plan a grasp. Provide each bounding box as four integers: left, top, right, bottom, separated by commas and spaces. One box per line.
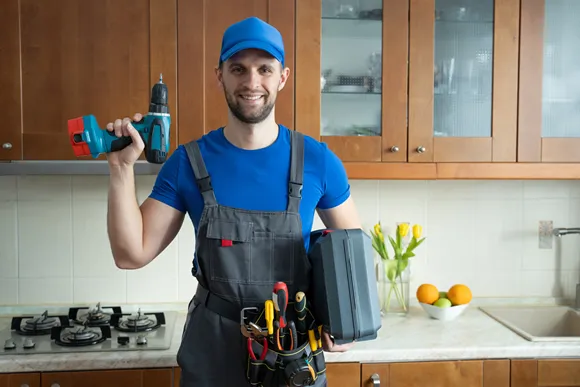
1, 176, 579, 306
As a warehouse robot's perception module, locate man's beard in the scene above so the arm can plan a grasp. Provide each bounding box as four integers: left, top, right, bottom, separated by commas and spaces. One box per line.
224, 87, 276, 124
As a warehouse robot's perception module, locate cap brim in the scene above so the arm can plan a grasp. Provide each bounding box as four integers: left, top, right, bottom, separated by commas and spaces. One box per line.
220, 40, 284, 66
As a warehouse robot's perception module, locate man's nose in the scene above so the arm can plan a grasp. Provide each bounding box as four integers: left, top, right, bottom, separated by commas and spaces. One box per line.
243, 69, 262, 89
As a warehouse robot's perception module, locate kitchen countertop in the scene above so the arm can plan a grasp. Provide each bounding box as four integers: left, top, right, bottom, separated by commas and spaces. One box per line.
1, 302, 580, 374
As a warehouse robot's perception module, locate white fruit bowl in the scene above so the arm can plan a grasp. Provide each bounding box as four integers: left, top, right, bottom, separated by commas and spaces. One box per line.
419, 302, 469, 321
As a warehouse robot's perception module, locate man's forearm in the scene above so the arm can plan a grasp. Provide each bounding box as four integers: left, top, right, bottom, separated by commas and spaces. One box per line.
107, 166, 145, 269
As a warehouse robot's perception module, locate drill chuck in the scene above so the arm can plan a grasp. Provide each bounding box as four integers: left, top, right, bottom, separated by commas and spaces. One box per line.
67, 74, 171, 164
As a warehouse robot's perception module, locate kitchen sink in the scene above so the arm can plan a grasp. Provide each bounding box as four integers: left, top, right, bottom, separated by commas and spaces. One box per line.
479, 305, 580, 342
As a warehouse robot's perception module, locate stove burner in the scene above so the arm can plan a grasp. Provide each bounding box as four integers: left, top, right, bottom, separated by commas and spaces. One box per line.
110, 309, 166, 333
68, 303, 122, 327
11, 311, 70, 336
51, 325, 111, 347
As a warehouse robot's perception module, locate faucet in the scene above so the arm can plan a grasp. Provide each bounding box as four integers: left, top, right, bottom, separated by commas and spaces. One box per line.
553, 227, 580, 237
552, 227, 580, 310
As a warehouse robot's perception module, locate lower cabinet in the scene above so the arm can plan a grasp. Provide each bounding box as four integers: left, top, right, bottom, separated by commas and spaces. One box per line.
0, 372, 40, 387
1, 359, 579, 387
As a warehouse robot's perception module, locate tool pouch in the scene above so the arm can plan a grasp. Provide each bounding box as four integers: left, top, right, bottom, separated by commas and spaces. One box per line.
245, 306, 326, 387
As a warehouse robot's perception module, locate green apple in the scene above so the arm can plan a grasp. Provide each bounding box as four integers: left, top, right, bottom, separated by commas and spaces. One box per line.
433, 297, 452, 308
439, 291, 447, 299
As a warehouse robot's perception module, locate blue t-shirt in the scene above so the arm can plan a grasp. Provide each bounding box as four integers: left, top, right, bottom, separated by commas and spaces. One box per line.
148, 125, 350, 256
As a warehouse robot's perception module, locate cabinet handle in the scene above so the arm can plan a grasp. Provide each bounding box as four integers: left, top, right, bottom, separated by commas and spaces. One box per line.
416, 146, 426, 153
51, 384, 61, 387
370, 373, 380, 386
20, 384, 29, 387
2, 143, 12, 150
390, 146, 399, 153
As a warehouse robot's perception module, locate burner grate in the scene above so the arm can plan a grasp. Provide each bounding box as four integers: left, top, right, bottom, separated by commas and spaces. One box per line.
69, 303, 122, 327
11, 311, 70, 336
51, 325, 111, 347
110, 309, 166, 333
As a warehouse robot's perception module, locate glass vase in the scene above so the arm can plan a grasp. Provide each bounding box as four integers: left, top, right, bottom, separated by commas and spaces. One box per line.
376, 258, 411, 316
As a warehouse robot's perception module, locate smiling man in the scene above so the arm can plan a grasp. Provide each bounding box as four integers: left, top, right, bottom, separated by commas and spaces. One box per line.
105, 16, 362, 386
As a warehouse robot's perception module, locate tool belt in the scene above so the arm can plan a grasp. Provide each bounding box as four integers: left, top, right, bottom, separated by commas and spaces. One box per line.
194, 285, 326, 387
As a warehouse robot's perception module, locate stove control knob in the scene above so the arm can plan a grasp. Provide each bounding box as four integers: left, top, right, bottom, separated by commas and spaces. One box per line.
117, 336, 129, 345
136, 335, 147, 345
23, 338, 35, 349
4, 339, 15, 350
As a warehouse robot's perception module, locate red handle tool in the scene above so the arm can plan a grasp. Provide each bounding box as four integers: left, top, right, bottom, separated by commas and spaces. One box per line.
272, 282, 288, 329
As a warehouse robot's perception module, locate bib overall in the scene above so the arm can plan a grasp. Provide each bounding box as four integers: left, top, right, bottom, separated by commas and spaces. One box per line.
177, 129, 327, 387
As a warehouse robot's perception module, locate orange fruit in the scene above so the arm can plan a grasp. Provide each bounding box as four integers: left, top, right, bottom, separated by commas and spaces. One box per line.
416, 284, 439, 304
447, 284, 472, 305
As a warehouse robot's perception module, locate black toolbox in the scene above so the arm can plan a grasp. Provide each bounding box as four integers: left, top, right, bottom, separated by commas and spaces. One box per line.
307, 228, 382, 345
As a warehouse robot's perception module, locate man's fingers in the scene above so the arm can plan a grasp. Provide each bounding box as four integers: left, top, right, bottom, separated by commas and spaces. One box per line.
113, 119, 123, 137
126, 122, 145, 150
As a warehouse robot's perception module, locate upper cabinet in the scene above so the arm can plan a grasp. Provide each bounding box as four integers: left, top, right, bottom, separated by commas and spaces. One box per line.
2, 0, 580, 179
295, 0, 520, 167
408, 0, 519, 163
519, 0, 580, 162
296, 0, 409, 163
0, 0, 178, 162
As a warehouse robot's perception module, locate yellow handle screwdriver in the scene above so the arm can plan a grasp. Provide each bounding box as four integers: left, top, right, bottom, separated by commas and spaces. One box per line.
265, 300, 274, 342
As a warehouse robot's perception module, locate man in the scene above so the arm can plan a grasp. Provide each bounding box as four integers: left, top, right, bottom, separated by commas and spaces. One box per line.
105, 16, 362, 386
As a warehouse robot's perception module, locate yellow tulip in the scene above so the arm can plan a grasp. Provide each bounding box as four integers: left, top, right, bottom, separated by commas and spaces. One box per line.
374, 224, 382, 237
413, 224, 422, 239
398, 223, 409, 237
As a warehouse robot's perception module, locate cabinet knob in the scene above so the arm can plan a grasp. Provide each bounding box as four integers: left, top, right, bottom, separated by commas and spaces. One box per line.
416, 146, 426, 153
390, 146, 399, 153
370, 373, 380, 386
2, 143, 12, 150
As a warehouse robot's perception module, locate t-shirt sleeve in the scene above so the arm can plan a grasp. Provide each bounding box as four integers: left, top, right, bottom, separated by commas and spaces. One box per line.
148, 146, 187, 213
317, 144, 351, 210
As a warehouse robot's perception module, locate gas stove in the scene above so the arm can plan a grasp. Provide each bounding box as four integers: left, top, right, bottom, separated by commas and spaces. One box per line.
0, 303, 177, 356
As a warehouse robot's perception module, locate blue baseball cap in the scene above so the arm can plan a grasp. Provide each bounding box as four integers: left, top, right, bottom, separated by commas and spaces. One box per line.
219, 17, 285, 67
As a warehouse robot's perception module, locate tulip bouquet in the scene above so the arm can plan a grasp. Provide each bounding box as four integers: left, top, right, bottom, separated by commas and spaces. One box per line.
370, 222, 426, 314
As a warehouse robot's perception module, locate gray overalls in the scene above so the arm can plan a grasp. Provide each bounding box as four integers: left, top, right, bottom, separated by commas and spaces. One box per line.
177, 129, 327, 387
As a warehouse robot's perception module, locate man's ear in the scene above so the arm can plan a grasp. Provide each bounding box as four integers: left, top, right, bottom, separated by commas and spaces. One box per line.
215, 65, 224, 87
278, 67, 291, 91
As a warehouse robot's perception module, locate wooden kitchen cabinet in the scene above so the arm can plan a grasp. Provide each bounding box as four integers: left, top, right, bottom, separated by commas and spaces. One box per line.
518, 0, 580, 163
0, 372, 40, 387
359, 359, 510, 387
512, 359, 580, 387
0, 0, 178, 161
40, 368, 172, 387
294, 0, 580, 180
0, 0, 22, 161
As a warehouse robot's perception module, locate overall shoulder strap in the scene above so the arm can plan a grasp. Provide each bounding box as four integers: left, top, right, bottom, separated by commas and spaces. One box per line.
183, 141, 217, 206
287, 130, 304, 213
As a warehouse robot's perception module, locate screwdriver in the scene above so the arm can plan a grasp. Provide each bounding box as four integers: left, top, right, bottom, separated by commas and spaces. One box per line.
265, 300, 274, 343
273, 282, 288, 328
294, 291, 307, 334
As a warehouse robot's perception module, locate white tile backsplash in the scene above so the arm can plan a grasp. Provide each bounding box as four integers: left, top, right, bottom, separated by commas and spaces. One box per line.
1, 176, 580, 306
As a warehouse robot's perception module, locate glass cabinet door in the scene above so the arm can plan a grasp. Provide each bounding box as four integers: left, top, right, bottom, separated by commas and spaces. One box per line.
519, 0, 580, 162
433, 0, 494, 138
320, 0, 383, 138
408, 0, 519, 162
295, 0, 409, 162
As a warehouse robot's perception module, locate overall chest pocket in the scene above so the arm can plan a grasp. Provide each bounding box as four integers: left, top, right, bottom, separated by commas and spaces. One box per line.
205, 218, 295, 285
206, 218, 253, 284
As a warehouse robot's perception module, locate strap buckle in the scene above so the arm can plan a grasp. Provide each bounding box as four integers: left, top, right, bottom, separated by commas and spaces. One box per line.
196, 176, 212, 193
288, 181, 303, 198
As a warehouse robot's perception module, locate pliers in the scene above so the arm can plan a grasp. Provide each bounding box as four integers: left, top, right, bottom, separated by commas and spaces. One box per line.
247, 336, 268, 361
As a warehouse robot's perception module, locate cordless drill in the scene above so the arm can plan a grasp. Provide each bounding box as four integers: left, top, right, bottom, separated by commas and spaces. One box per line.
68, 74, 171, 164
